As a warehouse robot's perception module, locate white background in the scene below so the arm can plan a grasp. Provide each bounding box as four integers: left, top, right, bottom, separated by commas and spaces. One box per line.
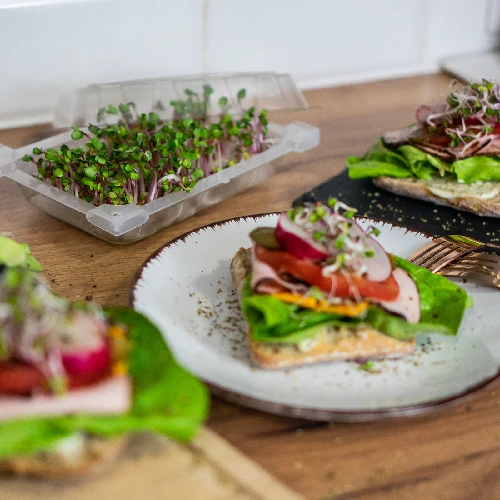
0, 0, 498, 128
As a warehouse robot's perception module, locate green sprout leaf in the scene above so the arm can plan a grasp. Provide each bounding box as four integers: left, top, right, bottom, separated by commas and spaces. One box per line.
106, 104, 118, 115
25, 95, 269, 208
358, 361, 380, 373
71, 127, 84, 141
237, 88, 246, 102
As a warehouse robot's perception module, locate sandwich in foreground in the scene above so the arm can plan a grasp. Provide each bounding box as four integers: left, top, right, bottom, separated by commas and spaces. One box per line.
230, 199, 469, 369
347, 79, 500, 216
0, 239, 208, 478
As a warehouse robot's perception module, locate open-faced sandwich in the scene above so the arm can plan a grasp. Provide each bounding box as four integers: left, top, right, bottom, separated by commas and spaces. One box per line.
0, 239, 208, 478
347, 79, 500, 216
230, 199, 469, 369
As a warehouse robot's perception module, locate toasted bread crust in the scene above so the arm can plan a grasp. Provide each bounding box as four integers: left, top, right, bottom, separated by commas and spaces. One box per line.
231, 247, 414, 369
0, 435, 126, 479
373, 176, 500, 217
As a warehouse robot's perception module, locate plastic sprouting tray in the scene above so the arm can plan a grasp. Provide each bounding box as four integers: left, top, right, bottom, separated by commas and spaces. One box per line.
53, 72, 308, 128
0, 145, 14, 177
1, 73, 318, 243
2, 122, 319, 243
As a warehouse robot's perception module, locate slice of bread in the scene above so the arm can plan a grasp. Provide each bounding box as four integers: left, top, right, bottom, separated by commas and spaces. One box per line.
0, 434, 126, 479
373, 176, 500, 217
230, 247, 414, 369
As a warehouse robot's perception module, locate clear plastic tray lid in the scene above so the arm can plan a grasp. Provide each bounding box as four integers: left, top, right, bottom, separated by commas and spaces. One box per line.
54, 72, 308, 127
0, 145, 14, 176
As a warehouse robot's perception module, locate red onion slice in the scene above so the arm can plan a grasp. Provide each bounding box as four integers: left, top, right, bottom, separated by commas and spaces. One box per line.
275, 212, 329, 260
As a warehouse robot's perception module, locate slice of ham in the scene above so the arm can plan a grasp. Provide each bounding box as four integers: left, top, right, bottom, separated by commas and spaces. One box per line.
383, 124, 423, 147
0, 376, 132, 422
251, 246, 308, 295
409, 135, 494, 160
374, 268, 420, 323
383, 124, 500, 161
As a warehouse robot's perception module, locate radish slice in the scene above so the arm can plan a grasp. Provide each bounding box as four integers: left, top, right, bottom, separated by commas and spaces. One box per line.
275, 212, 329, 260
348, 221, 392, 282
62, 345, 111, 377
376, 268, 420, 323
59, 311, 111, 376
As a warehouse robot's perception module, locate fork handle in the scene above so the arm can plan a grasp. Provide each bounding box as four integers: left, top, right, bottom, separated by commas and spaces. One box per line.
447, 235, 500, 250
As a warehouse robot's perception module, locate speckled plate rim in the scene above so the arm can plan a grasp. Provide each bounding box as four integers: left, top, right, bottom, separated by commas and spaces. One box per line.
130, 213, 500, 422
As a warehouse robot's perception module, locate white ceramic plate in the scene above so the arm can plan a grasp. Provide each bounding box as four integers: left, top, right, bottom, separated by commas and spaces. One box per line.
131, 214, 500, 421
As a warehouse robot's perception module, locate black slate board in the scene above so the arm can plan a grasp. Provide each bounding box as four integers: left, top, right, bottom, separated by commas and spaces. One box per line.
293, 169, 500, 244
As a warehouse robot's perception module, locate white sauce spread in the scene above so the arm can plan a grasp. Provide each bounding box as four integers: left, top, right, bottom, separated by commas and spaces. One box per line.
426, 179, 500, 200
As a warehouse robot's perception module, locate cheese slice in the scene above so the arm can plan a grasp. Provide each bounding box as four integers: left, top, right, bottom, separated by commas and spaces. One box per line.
270, 292, 368, 316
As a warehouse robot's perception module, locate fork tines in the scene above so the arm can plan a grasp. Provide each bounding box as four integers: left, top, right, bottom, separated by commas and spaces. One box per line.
408, 237, 484, 273
438, 252, 500, 288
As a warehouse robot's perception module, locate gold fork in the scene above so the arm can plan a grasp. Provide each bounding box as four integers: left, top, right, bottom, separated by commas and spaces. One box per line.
408, 235, 488, 273
439, 252, 500, 289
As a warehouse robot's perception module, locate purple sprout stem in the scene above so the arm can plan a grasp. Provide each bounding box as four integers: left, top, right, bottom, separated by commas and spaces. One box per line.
139, 165, 146, 196
216, 140, 222, 170
132, 181, 138, 205
201, 155, 210, 176
147, 170, 157, 203
124, 178, 131, 199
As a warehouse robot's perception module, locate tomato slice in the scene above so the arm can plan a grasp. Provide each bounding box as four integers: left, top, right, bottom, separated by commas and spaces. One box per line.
0, 360, 111, 396
254, 245, 399, 302
68, 364, 111, 389
0, 361, 45, 396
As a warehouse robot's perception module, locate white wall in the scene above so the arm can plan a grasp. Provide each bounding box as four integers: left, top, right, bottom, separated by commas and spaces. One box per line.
0, 0, 498, 128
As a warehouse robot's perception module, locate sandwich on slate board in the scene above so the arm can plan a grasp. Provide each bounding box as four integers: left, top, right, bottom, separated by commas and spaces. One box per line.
347, 79, 500, 217
0, 237, 208, 478
230, 199, 469, 369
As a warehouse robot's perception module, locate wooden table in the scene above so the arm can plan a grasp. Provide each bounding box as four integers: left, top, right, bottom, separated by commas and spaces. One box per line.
2, 72, 499, 500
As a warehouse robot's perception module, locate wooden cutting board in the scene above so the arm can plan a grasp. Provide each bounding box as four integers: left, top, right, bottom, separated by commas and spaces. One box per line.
0, 428, 303, 500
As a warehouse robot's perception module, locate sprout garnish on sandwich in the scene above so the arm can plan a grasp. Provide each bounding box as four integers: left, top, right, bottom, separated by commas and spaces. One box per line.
347, 79, 500, 216
230, 199, 469, 369
0, 237, 208, 478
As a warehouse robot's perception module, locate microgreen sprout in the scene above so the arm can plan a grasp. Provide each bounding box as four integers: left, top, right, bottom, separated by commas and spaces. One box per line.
367, 226, 381, 237
422, 79, 500, 153
289, 199, 381, 277
24, 88, 270, 206
308, 287, 325, 301
358, 360, 380, 373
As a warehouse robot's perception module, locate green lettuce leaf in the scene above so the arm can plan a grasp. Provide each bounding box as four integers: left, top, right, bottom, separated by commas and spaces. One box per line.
397, 145, 451, 180
241, 258, 468, 344
347, 160, 413, 179
241, 279, 349, 342
453, 156, 500, 183
392, 256, 468, 335
0, 236, 41, 272
0, 308, 209, 460
346, 137, 500, 184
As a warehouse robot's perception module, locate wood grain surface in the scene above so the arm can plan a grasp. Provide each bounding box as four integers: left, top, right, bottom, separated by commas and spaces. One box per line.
0, 429, 304, 500
2, 73, 500, 500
